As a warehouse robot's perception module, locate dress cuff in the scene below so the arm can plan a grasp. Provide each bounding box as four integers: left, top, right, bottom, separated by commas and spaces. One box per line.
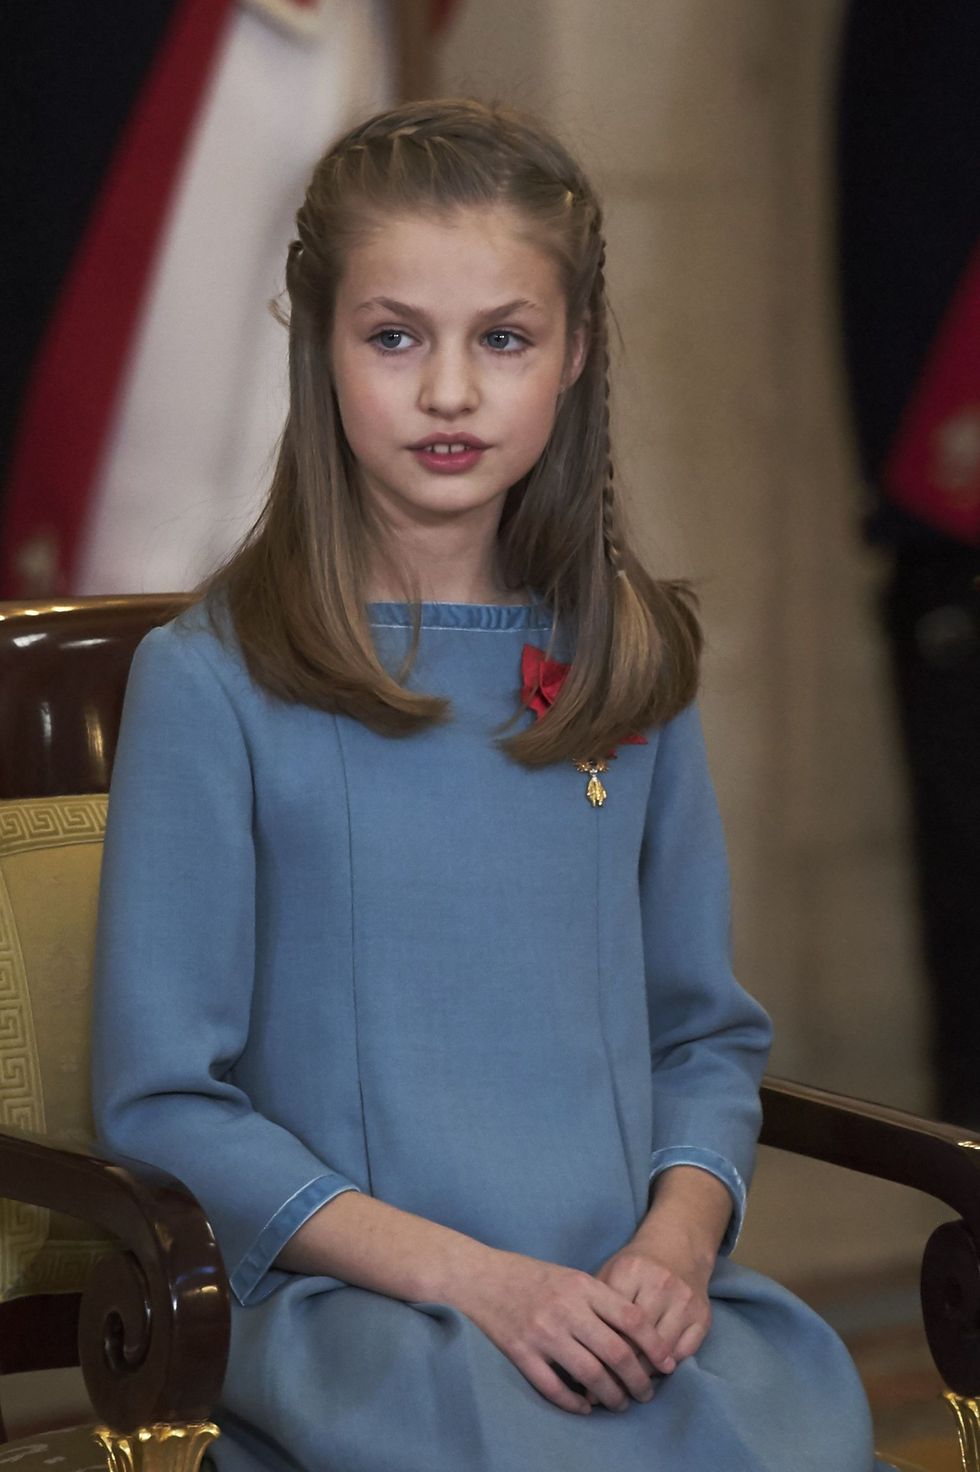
648, 1147, 747, 1256
229, 1175, 361, 1306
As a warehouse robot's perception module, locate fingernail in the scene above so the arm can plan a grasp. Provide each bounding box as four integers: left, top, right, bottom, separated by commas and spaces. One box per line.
640, 1387, 654, 1402
663, 1357, 676, 1373
616, 1401, 629, 1413
579, 1403, 592, 1415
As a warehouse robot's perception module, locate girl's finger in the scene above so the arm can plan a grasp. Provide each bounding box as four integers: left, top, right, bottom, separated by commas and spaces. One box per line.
517, 1353, 592, 1416
609, 1343, 659, 1397
631, 1286, 673, 1337
561, 1341, 635, 1412
598, 1294, 676, 1376
576, 1315, 656, 1402
673, 1319, 709, 1362
649, 1297, 699, 1358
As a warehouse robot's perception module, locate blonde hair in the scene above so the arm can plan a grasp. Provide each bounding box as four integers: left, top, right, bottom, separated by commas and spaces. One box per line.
200, 97, 701, 764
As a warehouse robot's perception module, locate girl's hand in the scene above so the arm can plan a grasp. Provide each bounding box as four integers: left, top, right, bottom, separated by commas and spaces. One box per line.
595, 1243, 712, 1369
590, 1163, 730, 1383
454, 1248, 676, 1416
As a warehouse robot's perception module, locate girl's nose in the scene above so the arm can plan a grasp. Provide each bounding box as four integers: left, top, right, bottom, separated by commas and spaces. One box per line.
418, 346, 479, 417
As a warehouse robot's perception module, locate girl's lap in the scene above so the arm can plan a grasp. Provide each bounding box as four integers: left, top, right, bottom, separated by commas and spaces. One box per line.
213, 1264, 879, 1472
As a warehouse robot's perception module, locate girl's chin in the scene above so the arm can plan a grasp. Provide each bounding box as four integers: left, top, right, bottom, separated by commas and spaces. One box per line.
365, 481, 514, 520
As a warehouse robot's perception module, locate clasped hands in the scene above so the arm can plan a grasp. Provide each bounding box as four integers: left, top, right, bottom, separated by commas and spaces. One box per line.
456, 1165, 732, 1417
459, 1237, 713, 1417
282, 1159, 727, 1418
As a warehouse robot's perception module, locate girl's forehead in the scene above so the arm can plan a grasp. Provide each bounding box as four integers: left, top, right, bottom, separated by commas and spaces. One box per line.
338, 206, 564, 306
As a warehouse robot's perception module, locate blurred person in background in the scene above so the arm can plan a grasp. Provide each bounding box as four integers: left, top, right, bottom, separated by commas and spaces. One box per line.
837, 0, 980, 1127
0, 0, 399, 598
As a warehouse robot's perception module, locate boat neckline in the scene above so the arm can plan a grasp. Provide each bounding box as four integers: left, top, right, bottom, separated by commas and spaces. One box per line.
365, 598, 554, 630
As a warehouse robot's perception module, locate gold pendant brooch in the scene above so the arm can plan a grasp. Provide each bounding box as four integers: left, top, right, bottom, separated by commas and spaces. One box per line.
573, 758, 609, 807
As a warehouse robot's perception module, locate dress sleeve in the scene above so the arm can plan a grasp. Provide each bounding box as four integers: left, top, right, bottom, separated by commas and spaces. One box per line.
91, 624, 360, 1306
639, 700, 773, 1254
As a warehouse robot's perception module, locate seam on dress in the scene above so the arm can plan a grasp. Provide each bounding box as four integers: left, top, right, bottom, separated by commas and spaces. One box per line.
157, 624, 258, 807
333, 715, 374, 1196
592, 801, 636, 1217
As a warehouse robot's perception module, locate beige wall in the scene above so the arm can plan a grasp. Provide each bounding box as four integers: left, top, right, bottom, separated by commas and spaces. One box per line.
437, 0, 929, 1110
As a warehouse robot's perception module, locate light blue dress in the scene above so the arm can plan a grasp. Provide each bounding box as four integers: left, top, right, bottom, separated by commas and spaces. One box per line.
92, 596, 886, 1472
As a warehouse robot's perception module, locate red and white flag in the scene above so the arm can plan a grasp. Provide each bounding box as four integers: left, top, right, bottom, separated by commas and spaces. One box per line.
1, 0, 462, 598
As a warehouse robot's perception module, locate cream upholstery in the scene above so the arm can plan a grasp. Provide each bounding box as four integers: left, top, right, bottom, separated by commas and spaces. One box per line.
0, 796, 110, 1299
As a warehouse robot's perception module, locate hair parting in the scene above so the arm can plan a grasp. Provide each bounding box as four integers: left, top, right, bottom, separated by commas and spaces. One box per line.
197, 96, 702, 765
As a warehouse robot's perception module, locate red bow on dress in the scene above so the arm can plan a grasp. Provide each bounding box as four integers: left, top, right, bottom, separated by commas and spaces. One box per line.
519, 644, 647, 749
520, 643, 569, 719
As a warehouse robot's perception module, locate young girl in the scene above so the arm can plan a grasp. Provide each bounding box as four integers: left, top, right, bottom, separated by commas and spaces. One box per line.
92, 98, 888, 1472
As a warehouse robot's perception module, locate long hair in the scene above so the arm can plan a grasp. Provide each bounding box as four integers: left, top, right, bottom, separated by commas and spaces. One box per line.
199, 97, 702, 764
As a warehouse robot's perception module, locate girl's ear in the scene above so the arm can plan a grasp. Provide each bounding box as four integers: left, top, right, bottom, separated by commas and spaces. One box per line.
561, 318, 589, 393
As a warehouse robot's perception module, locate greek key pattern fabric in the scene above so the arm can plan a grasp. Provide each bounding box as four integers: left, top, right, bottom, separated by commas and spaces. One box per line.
0, 856, 49, 1295
0, 795, 109, 1300
0, 795, 107, 856
0, 869, 42, 1132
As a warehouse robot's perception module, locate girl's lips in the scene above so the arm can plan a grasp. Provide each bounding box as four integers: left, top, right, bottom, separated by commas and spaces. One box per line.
411, 446, 487, 473
408, 435, 489, 449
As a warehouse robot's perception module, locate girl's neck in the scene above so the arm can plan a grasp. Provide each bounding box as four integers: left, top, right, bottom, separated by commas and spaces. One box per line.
365, 539, 526, 606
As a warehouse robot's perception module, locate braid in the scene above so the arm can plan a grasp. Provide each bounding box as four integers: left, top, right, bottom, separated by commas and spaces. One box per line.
593, 232, 627, 581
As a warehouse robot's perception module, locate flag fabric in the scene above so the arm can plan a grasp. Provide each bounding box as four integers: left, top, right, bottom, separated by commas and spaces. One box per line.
883, 243, 980, 544
0, 0, 235, 596
1, 0, 461, 597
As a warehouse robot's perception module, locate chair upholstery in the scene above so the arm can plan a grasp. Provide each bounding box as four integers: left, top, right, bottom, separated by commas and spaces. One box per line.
0, 794, 109, 1300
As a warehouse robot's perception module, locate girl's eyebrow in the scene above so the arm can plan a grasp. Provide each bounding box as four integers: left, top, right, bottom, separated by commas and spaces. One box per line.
353, 296, 545, 323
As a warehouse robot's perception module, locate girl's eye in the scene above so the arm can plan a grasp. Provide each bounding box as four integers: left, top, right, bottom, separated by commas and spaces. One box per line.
485, 330, 528, 354
371, 329, 413, 356
367, 328, 526, 356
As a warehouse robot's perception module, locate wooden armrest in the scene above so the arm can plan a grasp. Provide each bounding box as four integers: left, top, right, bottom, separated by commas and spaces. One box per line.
760, 1076, 980, 1395
0, 1125, 230, 1434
